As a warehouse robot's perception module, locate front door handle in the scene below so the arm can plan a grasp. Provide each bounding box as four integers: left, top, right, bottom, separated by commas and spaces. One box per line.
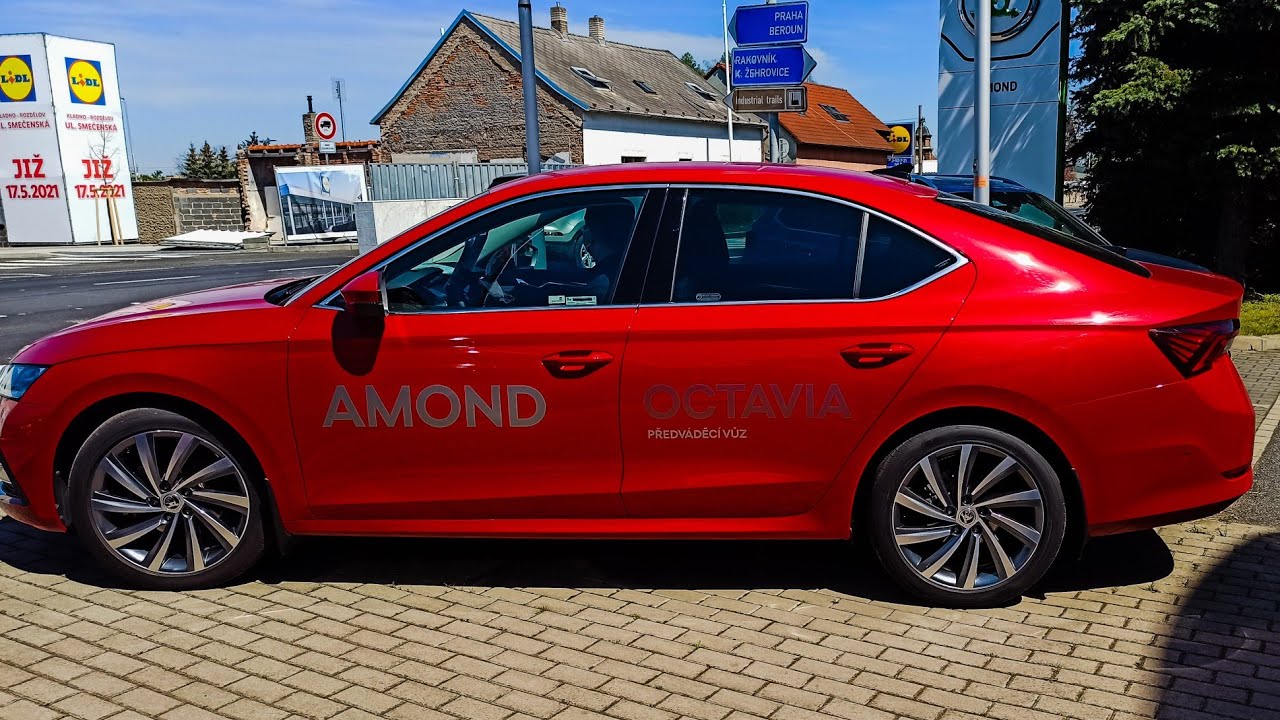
841, 343, 914, 369
542, 350, 615, 379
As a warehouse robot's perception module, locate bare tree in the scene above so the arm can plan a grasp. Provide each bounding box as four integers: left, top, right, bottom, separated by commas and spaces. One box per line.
85, 127, 123, 245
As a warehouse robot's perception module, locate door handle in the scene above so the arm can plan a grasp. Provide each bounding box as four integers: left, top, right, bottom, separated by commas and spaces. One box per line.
542, 350, 615, 379
841, 343, 914, 369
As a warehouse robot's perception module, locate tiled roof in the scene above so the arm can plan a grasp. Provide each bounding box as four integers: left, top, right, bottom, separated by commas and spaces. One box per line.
373, 10, 763, 127
779, 83, 892, 152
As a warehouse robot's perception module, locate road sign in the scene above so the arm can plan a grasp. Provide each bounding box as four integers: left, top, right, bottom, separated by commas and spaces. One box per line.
888, 126, 912, 154
731, 45, 816, 87
314, 112, 337, 141
319, 140, 337, 154
733, 86, 807, 113
729, 1, 809, 47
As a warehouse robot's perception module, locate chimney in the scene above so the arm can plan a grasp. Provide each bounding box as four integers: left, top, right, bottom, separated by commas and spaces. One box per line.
588, 15, 605, 42
550, 3, 568, 35
302, 95, 317, 145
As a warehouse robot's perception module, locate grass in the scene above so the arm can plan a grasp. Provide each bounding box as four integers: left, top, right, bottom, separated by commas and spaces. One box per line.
1241, 294, 1280, 336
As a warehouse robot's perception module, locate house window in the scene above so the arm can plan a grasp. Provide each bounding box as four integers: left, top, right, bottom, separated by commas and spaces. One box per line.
819, 104, 850, 122
685, 82, 719, 103
572, 66, 611, 90
634, 80, 657, 94
621, 156, 647, 163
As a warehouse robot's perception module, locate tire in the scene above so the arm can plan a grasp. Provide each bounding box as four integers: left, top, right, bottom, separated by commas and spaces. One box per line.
868, 424, 1067, 607
67, 409, 266, 590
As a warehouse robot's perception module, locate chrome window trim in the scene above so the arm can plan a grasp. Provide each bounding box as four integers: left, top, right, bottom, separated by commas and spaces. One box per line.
852, 211, 870, 298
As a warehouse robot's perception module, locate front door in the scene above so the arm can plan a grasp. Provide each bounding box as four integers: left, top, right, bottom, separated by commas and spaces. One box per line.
620, 187, 973, 519
288, 188, 659, 521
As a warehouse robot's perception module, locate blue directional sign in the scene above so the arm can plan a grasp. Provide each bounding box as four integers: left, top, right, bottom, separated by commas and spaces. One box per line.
729, 1, 809, 47
731, 45, 816, 88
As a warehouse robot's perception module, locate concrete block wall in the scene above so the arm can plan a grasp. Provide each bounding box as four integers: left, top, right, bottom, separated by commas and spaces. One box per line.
174, 185, 242, 233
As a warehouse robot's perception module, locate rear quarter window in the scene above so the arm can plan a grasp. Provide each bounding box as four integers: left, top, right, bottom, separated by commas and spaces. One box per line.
857, 216, 958, 299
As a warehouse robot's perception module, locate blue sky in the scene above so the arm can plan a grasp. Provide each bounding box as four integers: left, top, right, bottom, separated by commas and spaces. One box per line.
6, 0, 939, 173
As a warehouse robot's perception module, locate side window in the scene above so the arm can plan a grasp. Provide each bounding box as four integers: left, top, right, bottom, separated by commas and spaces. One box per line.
381, 191, 646, 313
670, 189, 864, 303
858, 216, 956, 299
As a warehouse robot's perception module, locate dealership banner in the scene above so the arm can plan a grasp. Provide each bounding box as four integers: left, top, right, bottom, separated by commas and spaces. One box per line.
937, 0, 1067, 199
276, 164, 367, 243
0, 33, 137, 244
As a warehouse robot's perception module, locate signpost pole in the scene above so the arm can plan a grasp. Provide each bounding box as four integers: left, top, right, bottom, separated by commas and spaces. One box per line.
518, 0, 541, 174
975, 0, 991, 205
722, 0, 734, 161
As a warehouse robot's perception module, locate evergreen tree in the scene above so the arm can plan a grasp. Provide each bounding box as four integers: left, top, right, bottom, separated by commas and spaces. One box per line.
178, 141, 237, 179
679, 52, 703, 74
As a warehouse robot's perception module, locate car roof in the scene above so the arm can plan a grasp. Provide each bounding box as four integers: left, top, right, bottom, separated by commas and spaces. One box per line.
913, 174, 1032, 195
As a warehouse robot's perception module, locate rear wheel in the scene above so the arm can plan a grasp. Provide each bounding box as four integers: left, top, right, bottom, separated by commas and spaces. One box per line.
67, 409, 265, 589
868, 425, 1066, 607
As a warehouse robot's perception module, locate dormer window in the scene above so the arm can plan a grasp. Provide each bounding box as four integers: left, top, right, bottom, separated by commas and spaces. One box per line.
820, 104, 850, 122
685, 82, 718, 103
634, 80, 657, 94
572, 66, 611, 90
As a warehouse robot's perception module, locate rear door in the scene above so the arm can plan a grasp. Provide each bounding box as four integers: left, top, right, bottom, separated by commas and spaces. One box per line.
619, 187, 973, 519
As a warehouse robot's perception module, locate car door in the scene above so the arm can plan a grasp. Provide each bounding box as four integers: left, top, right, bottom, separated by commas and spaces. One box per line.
619, 187, 974, 519
288, 188, 661, 522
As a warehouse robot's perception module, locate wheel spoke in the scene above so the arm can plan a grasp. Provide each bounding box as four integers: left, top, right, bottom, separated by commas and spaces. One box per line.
916, 455, 950, 508
969, 455, 1018, 501
895, 489, 954, 523
105, 515, 165, 549
91, 492, 156, 514
977, 519, 1017, 580
145, 519, 178, 571
163, 433, 198, 487
172, 457, 234, 493
956, 444, 975, 503
958, 532, 982, 589
133, 434, 164, 496
185, 515, 205, 573
188, 501, 239, 551
100, 455, 154, 500
190, 490, 250, 514
895, 527, 954, 546
974, 489, 1041, 509
919, 528, 969, 578
988, 511, 1042, 547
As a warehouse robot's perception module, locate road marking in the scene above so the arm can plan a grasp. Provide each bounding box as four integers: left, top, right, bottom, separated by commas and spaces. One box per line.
0, 273, 50, 278
267, 264, 338, 273
93, 275, 200, 286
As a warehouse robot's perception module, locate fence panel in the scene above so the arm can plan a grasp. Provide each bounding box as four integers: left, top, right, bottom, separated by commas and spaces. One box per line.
370, 162, 574, 201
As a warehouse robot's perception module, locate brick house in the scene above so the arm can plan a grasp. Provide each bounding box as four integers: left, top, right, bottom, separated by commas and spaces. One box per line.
372, 7, 765, 165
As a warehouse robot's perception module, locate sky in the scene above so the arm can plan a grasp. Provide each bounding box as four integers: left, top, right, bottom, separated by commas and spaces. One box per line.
4, 0, 940, 174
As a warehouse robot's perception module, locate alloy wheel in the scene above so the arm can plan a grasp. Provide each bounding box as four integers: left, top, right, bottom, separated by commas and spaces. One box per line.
89, 430, 251, 575
891, 443, 1045, 592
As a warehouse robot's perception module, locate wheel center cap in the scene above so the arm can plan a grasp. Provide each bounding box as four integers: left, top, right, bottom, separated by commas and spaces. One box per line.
956, 506, 978, 528
161, 494, 182, 512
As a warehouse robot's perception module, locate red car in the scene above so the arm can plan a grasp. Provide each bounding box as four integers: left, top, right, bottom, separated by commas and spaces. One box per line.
0, 164, 1253, 606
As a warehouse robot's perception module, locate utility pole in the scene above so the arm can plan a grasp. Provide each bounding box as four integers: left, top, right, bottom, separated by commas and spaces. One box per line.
915, 103, 923, 174
518, 0, 542, 174
974, 0, 991, 204
722, 0, 734, 161
333, 79, 347, 142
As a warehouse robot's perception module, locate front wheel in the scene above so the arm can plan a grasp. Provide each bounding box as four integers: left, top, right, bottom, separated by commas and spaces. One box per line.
67, 409, 266, 589
868, 425, 1067, 607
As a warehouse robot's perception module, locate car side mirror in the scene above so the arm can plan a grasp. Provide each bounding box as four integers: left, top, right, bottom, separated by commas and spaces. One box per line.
339, 270, 385, 319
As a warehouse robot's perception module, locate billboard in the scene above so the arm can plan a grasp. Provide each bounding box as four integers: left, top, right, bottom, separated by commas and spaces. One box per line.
937, 0, 1067, 199
276, 164, 367, 242
0, 33, 137, 245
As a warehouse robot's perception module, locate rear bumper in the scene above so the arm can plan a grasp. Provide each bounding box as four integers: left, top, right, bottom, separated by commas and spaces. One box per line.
1065, 358, 1255, 536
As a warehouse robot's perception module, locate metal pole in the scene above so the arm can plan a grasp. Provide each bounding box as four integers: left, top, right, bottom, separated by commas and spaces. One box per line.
975, 0, 991, 204
518, 0, 542, 174
722, 0, 734, 161
335, 80, 347, 142
916, 103, 923, 174
768, 114, 781, 163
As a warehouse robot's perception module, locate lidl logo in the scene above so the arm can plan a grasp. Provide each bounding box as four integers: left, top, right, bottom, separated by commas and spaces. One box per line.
66, 58, 105, 105
0, 55, 35, 103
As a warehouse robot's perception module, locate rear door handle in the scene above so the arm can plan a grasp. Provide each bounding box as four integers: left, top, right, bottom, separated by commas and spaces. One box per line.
841, 343, 914, 369
542, 350, 615, 379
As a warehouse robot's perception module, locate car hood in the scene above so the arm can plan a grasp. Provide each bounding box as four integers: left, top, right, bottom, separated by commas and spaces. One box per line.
13, 278, 294, 365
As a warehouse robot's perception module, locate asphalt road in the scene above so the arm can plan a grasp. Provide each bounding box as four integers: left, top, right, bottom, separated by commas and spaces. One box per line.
0, 248, 356, 362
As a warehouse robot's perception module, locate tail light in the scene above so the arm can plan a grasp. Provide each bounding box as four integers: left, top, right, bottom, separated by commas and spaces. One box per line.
1149, 319, 1239, 378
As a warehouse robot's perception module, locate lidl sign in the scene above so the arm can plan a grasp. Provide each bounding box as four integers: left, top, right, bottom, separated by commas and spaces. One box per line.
66, 57, 105, 105
0, 55, 35, 102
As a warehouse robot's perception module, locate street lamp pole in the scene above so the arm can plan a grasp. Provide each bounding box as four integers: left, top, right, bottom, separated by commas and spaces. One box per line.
974, 0, 991, 204
722, 0, 734, 161
518, 0, 541, 174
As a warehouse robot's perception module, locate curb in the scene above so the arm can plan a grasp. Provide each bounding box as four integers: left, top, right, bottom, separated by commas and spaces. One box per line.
1233, 335, 1280, 351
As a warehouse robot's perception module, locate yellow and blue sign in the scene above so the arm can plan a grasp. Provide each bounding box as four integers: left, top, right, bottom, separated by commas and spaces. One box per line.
0, 55, 36, 103
66, 57, 105, 105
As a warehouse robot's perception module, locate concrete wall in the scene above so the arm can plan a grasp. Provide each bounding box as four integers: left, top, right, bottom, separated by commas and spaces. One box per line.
376, 19, 584, 164
132, 179, 244, 243
581, 113, 764, 165
355, 198, 465, 254
133, 184, 177, 242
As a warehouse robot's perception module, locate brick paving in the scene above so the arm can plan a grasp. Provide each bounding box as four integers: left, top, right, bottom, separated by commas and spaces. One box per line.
1234, 350, 1280, 428
0, 352, 1277, 720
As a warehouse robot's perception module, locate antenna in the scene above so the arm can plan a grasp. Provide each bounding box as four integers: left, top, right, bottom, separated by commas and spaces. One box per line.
332, 78, 347, 141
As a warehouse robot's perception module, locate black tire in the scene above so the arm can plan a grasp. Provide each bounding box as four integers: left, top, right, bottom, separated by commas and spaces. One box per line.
67, 409, 266, 590
868, 424, 1067, 607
